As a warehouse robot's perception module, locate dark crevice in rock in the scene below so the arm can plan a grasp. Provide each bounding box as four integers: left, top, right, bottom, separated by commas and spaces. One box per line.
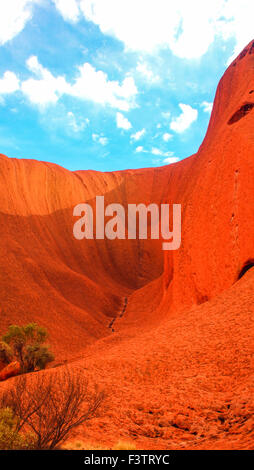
249, 41, 254, 54
197, 295, 209, 305
238, 261, 254, 280
239, 48, 248, 60
228, 103, 254, 125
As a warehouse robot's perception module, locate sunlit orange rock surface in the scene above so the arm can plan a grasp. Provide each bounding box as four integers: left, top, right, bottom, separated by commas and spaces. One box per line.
0, 42, 254, 449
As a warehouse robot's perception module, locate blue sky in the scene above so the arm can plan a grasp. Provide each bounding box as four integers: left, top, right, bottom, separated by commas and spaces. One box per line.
0, 0, 253, 172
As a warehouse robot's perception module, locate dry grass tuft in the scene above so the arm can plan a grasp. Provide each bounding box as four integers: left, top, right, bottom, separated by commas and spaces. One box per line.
61, 439, 136, 450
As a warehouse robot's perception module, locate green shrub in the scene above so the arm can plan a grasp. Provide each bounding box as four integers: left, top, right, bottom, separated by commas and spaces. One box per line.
0, 341, 13, 365
2, 323, 54, 373
0, 407, 35, 450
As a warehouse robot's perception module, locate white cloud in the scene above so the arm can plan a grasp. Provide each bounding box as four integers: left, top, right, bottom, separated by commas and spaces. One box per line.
135, 145, 146, 153
135, 144, 177, 163
170, 104, 198, 133
99, 137, 108, 145
53, 0, 81, 22
163, 132, 173, 142
67, 111, 88, 133
79, 0, 210, 57
21, 56, 69, 106
0, 0, 40, 46
77, 0, 254, 61
92, 133, 108, 145
151, 148, 164, 156
68, 64, 137, 111
220, 0, 254, 63
1, 1, 253, 64
201, 101, 213, 113
116, 112, 132, 130
0, 71, 20, 94
163, 156, 180, 164
131, 128, 146, 141
136, 61, 159, 83
151, 148, 175, 157
20, 56, 137, 109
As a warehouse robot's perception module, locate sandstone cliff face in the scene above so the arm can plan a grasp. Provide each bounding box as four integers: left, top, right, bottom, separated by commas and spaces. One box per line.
1, 43, 253, 336
162, 40, 254, 315
0, 43, 254, 449
0, 156, 169, 357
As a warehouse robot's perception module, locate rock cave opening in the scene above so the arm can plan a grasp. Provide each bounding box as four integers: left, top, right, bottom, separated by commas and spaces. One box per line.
238, 261, 254, 280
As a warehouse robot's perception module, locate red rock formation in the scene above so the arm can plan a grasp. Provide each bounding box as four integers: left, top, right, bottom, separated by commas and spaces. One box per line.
0, 361, 20, 382
0, 42, 254, 449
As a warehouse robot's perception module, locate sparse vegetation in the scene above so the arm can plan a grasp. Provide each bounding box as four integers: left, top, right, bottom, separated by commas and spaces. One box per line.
61, 440, 107, 450
0, 341, 13, 365
61, 439, 136, 450
0, 407, 35, 450
0, 368, 104, 450
113, 440, 136, 450
0, 323, 54, 373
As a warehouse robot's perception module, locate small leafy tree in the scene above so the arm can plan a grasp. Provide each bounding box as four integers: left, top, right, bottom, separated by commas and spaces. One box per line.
1, 323, 54, 373
0, 341, 13, 365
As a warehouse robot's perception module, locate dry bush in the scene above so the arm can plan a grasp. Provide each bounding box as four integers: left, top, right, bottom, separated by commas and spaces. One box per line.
0, 407, 35, 450
62, 439, 136, 451
113, 440, 136, 450
62, 440, 107, 450
0, 368, 104, 450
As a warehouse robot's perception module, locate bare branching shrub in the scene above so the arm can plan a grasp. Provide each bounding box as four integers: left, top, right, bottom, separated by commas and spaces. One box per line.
0, 368, 104, 450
